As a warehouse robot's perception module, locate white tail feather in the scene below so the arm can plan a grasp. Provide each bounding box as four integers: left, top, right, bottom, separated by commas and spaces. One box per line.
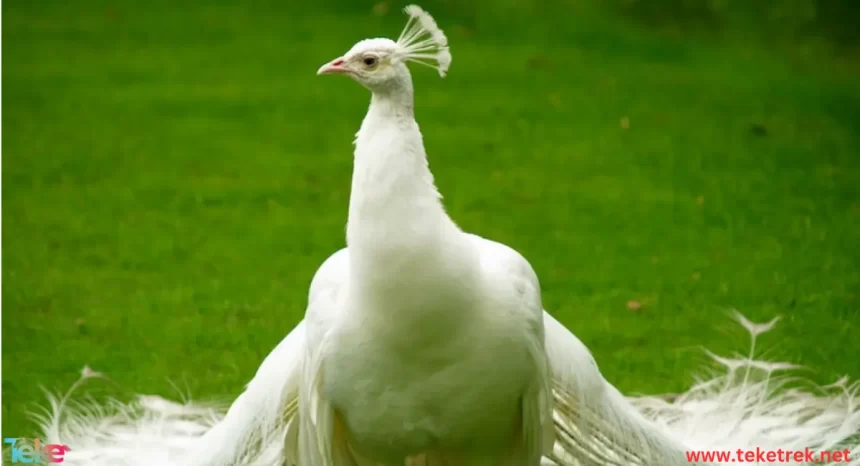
396, 5, 451, 77
21, 314, 859, 465
28, 388, 224, 466
627, 314, 860, 465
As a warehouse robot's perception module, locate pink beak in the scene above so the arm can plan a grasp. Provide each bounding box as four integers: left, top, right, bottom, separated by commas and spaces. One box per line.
317, 57, 349, 75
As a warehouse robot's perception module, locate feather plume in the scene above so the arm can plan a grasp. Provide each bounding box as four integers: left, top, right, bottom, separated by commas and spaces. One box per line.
542, 313, 860, 465
396, 5, 451, 77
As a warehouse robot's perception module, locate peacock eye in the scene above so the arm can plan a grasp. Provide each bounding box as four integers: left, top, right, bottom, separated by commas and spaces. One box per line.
363, 56, 377, 67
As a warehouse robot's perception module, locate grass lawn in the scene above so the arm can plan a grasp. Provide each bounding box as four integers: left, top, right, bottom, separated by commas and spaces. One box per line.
3, 1, 859, 437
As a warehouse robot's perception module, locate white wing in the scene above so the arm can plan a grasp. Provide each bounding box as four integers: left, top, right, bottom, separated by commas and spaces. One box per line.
188, 248, 356, 466
467, 233, 693, 466
184, 321, 306, 466
542, 313, 696, 465
293, 248, 360, 466
468, 234, 556, 464
33, 258, 332, 466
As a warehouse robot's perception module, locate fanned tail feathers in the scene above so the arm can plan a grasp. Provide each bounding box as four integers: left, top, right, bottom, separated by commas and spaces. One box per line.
26, 383, 224, 466
20, 313, 859, 466
543, 313, 860, 466
628, 313, 860, 465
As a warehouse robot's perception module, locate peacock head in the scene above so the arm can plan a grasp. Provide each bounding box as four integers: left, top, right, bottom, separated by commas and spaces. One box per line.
317, 5, 451, 93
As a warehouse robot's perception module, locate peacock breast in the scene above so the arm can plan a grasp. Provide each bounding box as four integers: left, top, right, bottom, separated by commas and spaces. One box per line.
321, 308, 535, 461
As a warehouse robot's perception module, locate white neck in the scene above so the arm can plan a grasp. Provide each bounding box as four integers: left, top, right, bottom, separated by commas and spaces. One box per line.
345, 73, 476, 305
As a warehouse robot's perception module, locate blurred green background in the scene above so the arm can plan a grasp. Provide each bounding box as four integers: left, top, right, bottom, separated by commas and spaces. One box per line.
3, 0, 859, 436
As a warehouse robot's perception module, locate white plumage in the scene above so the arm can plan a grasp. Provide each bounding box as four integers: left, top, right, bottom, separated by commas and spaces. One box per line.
24, 5, 858, 466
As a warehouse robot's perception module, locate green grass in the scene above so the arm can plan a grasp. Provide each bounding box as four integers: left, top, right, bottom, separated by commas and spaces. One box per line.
3, 1, 859, 437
